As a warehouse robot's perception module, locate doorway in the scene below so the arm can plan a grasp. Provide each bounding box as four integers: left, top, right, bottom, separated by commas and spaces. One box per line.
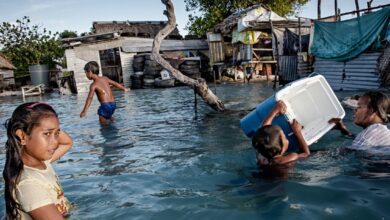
99, 48, 123, 83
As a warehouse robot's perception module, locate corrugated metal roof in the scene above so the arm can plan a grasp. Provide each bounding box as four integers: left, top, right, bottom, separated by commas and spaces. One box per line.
121, 37, 209, 53
314, 53, 381, 91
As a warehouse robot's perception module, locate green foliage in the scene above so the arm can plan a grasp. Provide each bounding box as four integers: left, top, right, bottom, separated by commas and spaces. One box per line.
0, 16, 64, 77
59, 30, 78, 39
184, 0, 309, 37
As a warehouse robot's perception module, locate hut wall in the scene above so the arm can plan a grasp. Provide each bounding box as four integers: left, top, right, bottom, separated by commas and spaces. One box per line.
65, 49, 100, 93
314, 53, 381, 91
64, 39, 124, 93
0, 69, 15, 86
64, 37, 209, 93
120, 51, 135, 88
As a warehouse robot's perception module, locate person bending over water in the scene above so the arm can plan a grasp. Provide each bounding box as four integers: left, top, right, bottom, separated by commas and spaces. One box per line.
80, 61, 129, 125
3, 102, 73, 219
330, 91, 390, 148
252, 101, 310, 167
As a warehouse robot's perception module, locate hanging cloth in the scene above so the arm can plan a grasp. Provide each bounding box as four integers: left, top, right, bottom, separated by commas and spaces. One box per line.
310, 7, 390, 61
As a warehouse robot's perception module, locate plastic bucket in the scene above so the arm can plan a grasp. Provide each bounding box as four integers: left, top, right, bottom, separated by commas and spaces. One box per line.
240, 95, 299, 151
29, 64, 49, 87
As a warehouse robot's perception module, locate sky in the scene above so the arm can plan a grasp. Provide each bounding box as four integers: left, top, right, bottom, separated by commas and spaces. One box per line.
0, 0, 389, 37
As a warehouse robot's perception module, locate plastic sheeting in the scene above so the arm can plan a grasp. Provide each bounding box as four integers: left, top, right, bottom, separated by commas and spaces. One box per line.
237, 6, 286, 32
283, 28, 310, 55
232, 28, 267, 44
310, 7, 390, 61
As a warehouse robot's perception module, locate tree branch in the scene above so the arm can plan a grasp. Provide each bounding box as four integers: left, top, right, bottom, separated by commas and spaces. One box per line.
151, 0, 225, 111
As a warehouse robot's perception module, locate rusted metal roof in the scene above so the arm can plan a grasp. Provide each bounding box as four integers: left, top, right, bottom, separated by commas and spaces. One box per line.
93, 21, 181, 38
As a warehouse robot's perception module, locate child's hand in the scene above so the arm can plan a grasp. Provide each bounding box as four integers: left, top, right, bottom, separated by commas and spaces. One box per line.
80, 111, 86, 118
273, 101, 287, 115
290, 119, 303, 134
125, 88, 130, 92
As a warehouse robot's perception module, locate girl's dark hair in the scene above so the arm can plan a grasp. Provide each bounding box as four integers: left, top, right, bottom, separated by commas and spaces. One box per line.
84, 61, 99, 75
3, 102, 57, 219
252, 125, 283, 161
363, 91, 390, 123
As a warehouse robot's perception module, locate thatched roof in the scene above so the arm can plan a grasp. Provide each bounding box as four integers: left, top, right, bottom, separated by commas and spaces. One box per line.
0, 54, 16, 70
93, 21, 181, 38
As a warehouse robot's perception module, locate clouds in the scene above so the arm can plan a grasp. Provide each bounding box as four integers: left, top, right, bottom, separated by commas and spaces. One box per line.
17, 0, 79, 16
0, 0, 189, 36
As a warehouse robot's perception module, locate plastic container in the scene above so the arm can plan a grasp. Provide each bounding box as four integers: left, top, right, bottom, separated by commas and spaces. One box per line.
240, 74, 345, 150
28, 64, 50, 87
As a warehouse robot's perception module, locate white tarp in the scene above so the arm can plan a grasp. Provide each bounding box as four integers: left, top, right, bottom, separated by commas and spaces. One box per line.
237, 6, 287, 32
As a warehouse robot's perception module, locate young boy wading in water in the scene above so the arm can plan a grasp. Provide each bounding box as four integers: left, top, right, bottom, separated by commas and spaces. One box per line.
80, 61, 129, 125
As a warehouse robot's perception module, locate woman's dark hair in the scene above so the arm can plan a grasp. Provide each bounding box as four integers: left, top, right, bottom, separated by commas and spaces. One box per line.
363, 91, 390, 123
3, 102, 57, 219
84, 61, 100, 75
252, 125, 283, 161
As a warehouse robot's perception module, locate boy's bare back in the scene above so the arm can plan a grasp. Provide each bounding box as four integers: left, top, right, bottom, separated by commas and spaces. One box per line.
91, 76, 115, 103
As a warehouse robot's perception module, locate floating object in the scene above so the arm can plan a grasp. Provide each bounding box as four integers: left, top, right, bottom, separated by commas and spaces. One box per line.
240, 74, 345, 151
21, 84, 45, 98
160, 69, 171, 80
342, 97, 358, 109
154, 77, 175, 88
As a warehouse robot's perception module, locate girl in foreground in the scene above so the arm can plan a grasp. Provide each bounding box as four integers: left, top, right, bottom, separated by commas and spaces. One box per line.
3, 102, 72, 219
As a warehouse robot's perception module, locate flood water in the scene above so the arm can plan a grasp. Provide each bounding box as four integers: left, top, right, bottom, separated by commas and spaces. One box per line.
0, 82, 389, 219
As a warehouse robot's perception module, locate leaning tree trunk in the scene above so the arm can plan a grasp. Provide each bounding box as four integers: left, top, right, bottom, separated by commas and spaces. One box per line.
151, 0, 225, 111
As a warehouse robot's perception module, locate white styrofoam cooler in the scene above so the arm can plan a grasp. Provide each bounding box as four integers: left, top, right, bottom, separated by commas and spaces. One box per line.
276, 74, 345, 145
240, 74, 345, 149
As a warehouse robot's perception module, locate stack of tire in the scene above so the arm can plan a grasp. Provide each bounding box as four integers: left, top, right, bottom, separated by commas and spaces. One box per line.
179, 60, 201, 79
131, 54, 145, 89
143, 54, 163, 88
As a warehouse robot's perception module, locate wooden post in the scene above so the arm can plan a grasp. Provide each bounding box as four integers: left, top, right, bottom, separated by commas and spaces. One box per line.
334, 0, 338, 20
367, 0, 373, 12
213, 65, 217, 94
298, 17, 302, 52
194, 86, 197, 113
355, 0, 360, 17
317, 0, 322, 19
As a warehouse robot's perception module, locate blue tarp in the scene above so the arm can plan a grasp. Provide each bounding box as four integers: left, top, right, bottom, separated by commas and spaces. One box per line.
310, 7, 390, 61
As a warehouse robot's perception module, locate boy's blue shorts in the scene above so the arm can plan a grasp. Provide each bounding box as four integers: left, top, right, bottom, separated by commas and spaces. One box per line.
97, 102, 116, 119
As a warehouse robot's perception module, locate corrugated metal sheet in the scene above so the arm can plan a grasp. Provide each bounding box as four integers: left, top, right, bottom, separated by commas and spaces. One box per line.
279, 55, 298, 81
297, 55, 312, 78
208, 41, 225, 64
240, 44, 252, 61
122, 37, 208, 53
120, 52, 135, 88
314, 53, 381, 91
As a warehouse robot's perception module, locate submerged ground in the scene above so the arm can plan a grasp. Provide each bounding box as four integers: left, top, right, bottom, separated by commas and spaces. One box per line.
0, 82, 389, 219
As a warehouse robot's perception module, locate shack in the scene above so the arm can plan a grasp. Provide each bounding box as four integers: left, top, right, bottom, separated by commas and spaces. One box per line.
208, 4, 311, 83
92, 21, 181, 39
311, 6, 390, 90
0, 54, 16, 90
62, 21, 209, 93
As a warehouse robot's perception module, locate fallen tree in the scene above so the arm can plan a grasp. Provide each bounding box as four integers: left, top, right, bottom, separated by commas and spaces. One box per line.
151, 0, 225, 111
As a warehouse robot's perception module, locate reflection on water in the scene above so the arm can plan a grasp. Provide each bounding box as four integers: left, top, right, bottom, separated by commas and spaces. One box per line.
0, 82, 389, 219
